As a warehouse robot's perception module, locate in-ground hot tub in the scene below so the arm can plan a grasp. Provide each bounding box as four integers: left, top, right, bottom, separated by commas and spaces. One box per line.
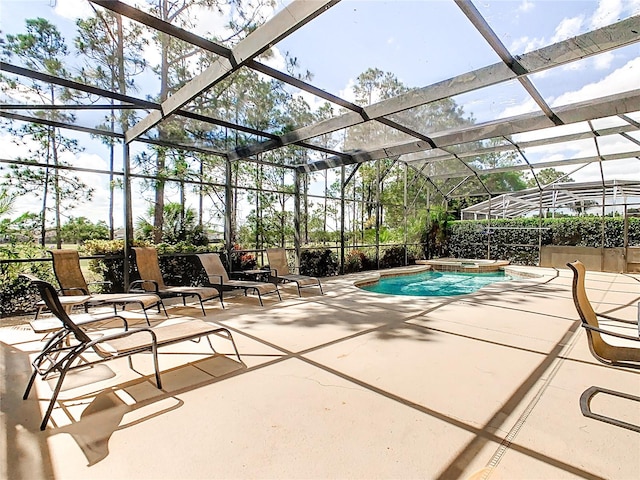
417, 258, 510, 273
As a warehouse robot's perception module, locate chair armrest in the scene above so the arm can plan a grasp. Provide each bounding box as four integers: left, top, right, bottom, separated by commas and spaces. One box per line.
60, 287, 89, 295
129, 279, 159, 293
74, 313, 129, 331
583, 324, 640, 342
207, 274, 224, 285
598, 313, 638, 325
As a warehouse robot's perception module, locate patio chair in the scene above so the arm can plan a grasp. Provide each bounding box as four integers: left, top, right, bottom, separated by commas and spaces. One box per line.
131, 247, 223, 315
566, 260, 640, 433
265, 248, 323, 296
41, 249, 165, 326
21, 274, 242, 431
196, 253, 281, 306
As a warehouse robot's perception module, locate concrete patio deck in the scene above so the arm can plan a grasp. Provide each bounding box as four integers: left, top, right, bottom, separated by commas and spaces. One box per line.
1, 265, 639, 479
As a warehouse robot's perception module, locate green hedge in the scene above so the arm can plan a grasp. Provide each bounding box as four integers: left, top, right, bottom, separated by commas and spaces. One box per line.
300, 249, 339, 277
0, 243, 55, 317
380, 245, 416, 269
447, 217, 640, 265
83, 240, 210, 292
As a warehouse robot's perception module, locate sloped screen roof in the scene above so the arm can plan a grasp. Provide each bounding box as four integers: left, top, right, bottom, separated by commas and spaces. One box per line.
1, 0, 639, 203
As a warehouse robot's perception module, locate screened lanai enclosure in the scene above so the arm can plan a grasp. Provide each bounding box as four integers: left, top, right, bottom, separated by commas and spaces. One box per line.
1, 0, 640, 303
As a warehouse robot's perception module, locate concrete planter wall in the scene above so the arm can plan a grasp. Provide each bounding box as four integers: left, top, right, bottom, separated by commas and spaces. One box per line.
540, 246, 640, 272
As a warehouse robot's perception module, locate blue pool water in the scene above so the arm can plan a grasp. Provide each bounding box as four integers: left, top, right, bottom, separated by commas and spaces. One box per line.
360, 270, 513, 297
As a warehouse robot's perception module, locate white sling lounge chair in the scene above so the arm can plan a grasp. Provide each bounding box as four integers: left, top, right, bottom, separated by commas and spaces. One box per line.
265, 248, 323, 296
196, 253, 281, 306
22, 274, 242, 431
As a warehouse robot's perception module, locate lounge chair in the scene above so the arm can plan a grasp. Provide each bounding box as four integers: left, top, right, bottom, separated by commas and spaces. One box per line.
566, 260, 640, 433
21, 274, 242, 431
131, 247, 223, 315
196, 253, 281, 306
265, 248, 323, 296
38, 249, 165, 326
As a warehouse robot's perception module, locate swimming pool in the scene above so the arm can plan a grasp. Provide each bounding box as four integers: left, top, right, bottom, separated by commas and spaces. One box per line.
359, 270, 513, 297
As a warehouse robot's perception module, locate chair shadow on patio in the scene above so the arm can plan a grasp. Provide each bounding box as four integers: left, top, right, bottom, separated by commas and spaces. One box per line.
41, 354, 244, 466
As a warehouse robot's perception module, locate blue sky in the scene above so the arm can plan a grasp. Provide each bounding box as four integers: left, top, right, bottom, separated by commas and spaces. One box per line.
1, 0, 639, 224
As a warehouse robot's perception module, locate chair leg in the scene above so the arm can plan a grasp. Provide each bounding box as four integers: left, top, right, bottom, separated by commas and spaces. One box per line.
197, 296, 206, 316
218, 328, 242, 364
40, 367, 72, 431
204, 328, 242, 364
580, 386, 640, 433
23, 369, 38, 400
151, 343, 162, 389
142, 309, 151, 326
34, 304, 46, 320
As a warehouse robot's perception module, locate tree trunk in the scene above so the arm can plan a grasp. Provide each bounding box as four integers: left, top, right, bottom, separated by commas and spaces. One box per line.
40, 127, 51, 247
52, 128, 62, 249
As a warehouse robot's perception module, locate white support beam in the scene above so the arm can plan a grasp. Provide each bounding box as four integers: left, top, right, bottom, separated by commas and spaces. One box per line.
299, 89, 640, 172
401, 124, 639, 165
422, 150, 640, 179
232, 15, 640, 161
125, 0, 339, 143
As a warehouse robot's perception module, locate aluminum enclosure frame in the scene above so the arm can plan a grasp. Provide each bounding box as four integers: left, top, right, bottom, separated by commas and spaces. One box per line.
1, 1, 639, 272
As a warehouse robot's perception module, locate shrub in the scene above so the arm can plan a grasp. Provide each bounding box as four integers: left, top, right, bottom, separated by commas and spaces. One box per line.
300, 249, 339, 277
446, 216, 640, 266
226, 244, 257, 271
0, 243, 54, 317
83, 239, 128, 292
83, 240, 209, 291
380, 245, 415, 269
154, 242, 209, 286
344, 249, 367, 273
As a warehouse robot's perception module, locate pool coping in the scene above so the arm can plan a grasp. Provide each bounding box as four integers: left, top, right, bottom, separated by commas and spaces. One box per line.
417, 258, 511, 273
353, 264, 543, 290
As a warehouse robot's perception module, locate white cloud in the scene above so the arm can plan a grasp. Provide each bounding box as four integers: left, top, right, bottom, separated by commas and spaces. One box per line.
0, 131, 39, 160
593, 51, 615, 70
552, 57, 640, 106
260, 46, 287, 72
512, 0, 638, 57
54, 0, 93, 20
571, 159, 640, 183
551, 15, 584, 43
628, 0, 640, 15
500, 57, 639, 122
1, 82, 46, 104
0, 134, 114, 220
561, 61, 587, 72
190, 3, 234, 41
294, 89, 328, 114
513, 122, 590, 143
498, 98, 540, 119
590, 0, 623, 29
509, 36, 545, 53
518, 0, 535, 13
523, 127, 640, 184
339, 78, 357, 104
192, 0, 279, 44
